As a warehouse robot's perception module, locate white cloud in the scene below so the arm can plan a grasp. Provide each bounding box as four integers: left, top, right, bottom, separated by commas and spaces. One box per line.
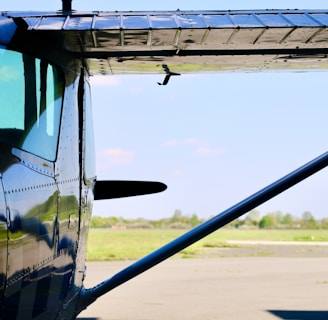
163, 138, 225, 157
163, 138, 201, 147
90, 76, 122, 86
98, 148, 135, 167
168, 169, 184, 177
129, 87, 144, 94
196, 147, 224, 156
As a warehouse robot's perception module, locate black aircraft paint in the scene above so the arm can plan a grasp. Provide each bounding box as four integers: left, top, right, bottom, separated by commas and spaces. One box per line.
0, 4, 328, 319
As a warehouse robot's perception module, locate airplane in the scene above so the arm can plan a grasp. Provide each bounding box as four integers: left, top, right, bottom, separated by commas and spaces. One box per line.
1, 1, 328, 318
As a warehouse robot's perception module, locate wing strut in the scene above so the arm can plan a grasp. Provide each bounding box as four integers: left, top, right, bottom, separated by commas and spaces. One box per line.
77, 150, 328, 314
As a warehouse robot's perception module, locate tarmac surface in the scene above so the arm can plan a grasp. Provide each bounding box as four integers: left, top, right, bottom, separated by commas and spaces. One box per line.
78, 244, 328, 320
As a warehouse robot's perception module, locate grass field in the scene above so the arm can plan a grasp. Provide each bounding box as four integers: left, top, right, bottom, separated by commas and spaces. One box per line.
86, 228, 328, 261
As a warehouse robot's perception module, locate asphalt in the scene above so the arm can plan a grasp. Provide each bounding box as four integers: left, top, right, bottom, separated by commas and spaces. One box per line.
78, 256, 328, 320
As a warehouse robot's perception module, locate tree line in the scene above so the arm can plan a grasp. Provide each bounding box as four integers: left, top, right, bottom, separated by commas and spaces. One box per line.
230, 209, 328, 229
90, 209, 328, 229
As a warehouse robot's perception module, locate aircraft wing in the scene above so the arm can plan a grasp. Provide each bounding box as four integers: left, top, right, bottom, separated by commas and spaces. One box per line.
5, 9, 328, 74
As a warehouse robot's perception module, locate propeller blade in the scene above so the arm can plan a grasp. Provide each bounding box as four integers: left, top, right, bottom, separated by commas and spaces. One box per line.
94, 180, 167, 200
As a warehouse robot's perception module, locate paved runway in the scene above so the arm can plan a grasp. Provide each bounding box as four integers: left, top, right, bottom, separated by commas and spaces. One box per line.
78, 257, 328, 320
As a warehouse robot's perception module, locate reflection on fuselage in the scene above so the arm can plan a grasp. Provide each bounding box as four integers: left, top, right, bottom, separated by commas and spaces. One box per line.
0, 175, 80, 318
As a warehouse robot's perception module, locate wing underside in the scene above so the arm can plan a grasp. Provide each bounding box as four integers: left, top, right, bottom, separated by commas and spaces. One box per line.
6, 9, 328, 74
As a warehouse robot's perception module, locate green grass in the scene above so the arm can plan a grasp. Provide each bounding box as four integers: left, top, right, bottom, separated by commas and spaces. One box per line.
202, 229, 328, 242
86, 228, 328, 261
86, 229, 182, 261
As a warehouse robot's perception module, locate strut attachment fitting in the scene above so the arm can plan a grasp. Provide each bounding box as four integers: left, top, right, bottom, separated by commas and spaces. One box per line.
157, 64, 181, 86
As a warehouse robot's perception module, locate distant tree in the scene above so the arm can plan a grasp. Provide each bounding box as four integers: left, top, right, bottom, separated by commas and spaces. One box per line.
224, 218, 244, 229
259, 214, 277, 229
233, 218, 245, 228
281, 213, 294, 228
245, 209, 261, 226
90, 216, 110, 228
108, 216, 120, 225
190, 213, 201, 227
319, 218, 328, 229
168, 222, 190, 229
171, 209, 182, 223
301, 211, 317, 229
273, 210, 284, 224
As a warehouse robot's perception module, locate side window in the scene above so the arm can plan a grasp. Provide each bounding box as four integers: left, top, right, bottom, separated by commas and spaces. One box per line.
84, 81, 96, 182
0, 48, 64, 160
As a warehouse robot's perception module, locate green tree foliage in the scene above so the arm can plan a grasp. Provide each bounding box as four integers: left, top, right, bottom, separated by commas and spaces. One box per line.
259, 214, 277, 229
258, 211, 296, 229
245, 210, 261, 226
90, 216, 110, 228
273, 210, 284, 224
190, 213, 201, 227
171, 210, 182, 223
90, 208, 327, 230
282, 213, 294, 227
319, 218, 328, 229
301, 211, 317, 229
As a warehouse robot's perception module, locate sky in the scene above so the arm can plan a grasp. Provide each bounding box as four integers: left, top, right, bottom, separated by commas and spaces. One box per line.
3, 1, 328, 220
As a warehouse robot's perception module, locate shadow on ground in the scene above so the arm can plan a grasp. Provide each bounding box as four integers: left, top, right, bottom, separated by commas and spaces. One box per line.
269, 310, 328, 319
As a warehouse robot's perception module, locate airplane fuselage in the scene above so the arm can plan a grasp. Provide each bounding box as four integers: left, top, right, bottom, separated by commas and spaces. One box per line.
0, 23, 94, 317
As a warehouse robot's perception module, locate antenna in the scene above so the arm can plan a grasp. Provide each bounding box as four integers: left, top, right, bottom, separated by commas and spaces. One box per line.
62, 0, 72, 11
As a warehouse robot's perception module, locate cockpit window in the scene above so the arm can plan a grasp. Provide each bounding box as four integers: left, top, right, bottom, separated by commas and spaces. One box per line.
0, 48, 64, 160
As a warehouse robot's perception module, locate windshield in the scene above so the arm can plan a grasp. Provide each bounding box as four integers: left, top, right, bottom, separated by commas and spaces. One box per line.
0, 48, 64, 161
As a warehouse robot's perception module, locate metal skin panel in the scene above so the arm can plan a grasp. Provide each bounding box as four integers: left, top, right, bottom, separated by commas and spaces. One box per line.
0, 175, 7, 311
48, 71, 95, 320
52, 77, 82, 319
1, 159, 59, 319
